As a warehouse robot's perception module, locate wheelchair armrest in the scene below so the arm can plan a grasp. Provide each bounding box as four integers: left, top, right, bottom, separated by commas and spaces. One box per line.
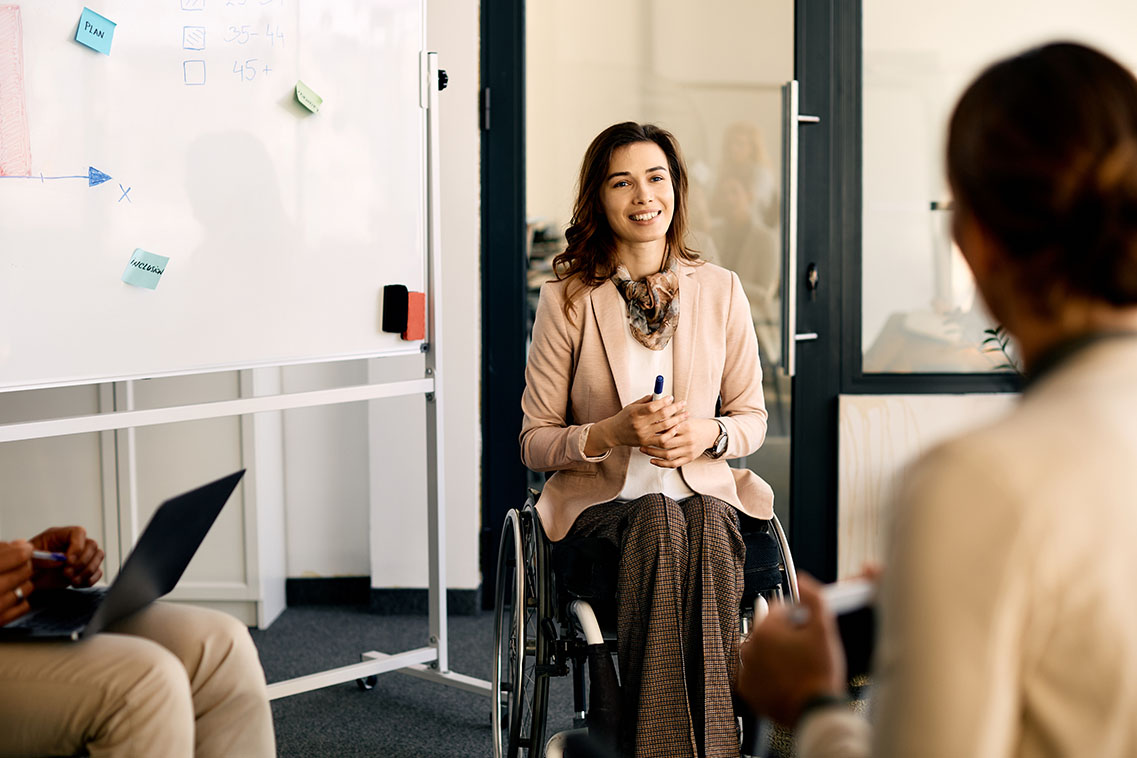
742, 530, 784, 604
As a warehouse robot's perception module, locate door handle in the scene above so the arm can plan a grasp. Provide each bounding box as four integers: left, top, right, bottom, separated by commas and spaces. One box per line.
780, 80, 820, 377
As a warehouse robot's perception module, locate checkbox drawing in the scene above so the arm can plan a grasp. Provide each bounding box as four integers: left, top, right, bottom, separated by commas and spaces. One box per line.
183, 60, 206, 85
182, 26, 205, 51
180, 0, 205, 10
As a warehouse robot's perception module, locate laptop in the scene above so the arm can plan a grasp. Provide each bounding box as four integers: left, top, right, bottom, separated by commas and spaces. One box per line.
0, 470, 245, 641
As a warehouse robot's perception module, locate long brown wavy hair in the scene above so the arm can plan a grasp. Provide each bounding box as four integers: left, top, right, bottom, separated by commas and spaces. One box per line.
553, 122, 701, 320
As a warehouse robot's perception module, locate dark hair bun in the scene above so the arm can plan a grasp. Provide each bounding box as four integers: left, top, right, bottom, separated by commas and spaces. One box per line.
948, 42, 1137, 308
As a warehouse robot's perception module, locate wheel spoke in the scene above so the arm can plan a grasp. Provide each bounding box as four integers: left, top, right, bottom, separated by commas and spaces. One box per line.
493, 510, 551, 757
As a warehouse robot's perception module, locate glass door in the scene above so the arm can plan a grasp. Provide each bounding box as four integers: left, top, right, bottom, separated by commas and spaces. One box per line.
524, 0, 796, 529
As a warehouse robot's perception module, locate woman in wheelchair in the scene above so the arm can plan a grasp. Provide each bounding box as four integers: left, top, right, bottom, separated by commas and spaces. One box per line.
520, 121, 775, 758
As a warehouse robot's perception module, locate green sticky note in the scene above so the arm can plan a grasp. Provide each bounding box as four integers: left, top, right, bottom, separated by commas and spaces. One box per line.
295, 80, 323, 113
122, 249, 169, 290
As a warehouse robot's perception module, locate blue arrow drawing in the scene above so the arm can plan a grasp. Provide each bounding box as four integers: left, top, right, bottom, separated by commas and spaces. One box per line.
0, 166, 113, 187
87, 167, 112, 186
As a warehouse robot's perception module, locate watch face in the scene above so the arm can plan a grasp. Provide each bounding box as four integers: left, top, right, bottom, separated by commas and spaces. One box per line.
711, 428, 728, 457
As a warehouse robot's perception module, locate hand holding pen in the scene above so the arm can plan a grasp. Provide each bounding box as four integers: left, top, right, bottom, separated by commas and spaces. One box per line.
638, 374, 722, 469
736, 574, 849, 726
584, 375, 686, 454
29, 526, 104, 590
787, 578, 876, 625
0, 540, 35, 626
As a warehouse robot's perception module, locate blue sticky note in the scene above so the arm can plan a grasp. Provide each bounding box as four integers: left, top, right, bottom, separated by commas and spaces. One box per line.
76, 8, 116, 55
122, 249, 169, 290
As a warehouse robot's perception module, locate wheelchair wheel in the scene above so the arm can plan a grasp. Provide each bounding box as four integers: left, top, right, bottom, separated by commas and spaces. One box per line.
770, 513, 798, 603
492, 507, 552, 757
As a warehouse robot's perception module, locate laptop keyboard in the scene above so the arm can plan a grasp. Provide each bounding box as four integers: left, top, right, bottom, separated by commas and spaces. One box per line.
14, 588, 106, 633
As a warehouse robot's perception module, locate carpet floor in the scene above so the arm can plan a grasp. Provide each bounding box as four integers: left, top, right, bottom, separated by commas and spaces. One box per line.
250, 605, 575, 757
250, 604, 800, 757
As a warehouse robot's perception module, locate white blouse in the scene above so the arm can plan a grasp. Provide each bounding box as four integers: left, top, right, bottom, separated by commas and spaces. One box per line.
614, 316, 697, 502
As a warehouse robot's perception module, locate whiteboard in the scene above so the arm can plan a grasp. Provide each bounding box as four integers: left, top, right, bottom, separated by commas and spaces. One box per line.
0, 0, 426, 391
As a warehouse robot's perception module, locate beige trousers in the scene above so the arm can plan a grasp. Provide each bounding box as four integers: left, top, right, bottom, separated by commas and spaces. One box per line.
0, 603, 275, 758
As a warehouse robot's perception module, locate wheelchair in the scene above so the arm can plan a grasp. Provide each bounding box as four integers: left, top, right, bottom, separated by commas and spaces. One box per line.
491, 492, 798, 758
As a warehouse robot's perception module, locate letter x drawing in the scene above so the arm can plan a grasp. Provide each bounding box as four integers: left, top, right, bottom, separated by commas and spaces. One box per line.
118, 183, 132, 203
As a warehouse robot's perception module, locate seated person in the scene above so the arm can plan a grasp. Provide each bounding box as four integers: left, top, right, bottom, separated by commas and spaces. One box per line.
738, 41, 1137, 758
0, 525, 275, 757
521, 121, 774, 757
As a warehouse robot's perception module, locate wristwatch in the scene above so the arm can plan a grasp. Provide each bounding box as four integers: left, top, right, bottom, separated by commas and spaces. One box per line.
706, 419, 729, 459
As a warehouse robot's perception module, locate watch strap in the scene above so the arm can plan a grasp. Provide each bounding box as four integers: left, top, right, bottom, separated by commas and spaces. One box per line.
706, 419, 728, 458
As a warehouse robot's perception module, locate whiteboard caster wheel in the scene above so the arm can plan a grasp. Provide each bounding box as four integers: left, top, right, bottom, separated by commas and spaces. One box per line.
357, 675, 378, 691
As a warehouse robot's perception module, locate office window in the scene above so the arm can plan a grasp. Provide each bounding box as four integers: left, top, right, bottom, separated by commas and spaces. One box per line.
861, 0, 1137, 373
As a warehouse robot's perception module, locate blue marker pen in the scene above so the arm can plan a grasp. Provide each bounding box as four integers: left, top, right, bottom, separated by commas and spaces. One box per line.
650, 375, 667, 484
32, 550, 66, 562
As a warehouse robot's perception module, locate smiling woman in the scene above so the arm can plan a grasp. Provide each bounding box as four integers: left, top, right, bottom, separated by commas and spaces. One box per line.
521, 121, 775, 757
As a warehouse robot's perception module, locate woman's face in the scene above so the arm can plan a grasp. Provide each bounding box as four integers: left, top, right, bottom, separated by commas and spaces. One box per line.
600, 141, 675, 248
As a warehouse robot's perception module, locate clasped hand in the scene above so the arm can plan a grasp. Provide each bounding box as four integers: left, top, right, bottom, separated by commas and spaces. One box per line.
594, 394, 719, 468
0, 526, 105, 626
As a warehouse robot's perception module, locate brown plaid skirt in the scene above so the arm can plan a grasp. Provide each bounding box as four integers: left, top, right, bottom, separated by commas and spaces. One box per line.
564, 493, 745, 758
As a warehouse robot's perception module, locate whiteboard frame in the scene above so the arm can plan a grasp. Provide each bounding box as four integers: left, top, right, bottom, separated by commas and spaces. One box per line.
0, 376, 434, 442
0, 347, 426, 395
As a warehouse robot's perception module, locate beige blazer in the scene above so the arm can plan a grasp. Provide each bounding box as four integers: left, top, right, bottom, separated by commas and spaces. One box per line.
798, 336, 1137, 757
520, 260, 774, 542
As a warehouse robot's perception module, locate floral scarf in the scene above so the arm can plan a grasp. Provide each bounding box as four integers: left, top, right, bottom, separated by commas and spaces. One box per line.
611, 256, 680, 351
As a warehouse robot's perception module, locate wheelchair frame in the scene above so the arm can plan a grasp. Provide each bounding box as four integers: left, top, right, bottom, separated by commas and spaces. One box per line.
491, 496, 798, 758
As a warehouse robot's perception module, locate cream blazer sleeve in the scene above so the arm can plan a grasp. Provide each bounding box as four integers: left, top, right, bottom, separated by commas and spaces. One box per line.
519, 280, 593, 471
715, 268, 768, 459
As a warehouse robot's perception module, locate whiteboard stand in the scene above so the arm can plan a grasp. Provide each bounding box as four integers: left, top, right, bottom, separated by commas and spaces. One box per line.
0, 49, 491, 703
264, 51, 490, 702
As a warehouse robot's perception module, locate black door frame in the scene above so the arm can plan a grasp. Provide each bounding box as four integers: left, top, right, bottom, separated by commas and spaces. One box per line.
479, 0, 528, 608
788, 0, 851, 582
478, 0, 852, 597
